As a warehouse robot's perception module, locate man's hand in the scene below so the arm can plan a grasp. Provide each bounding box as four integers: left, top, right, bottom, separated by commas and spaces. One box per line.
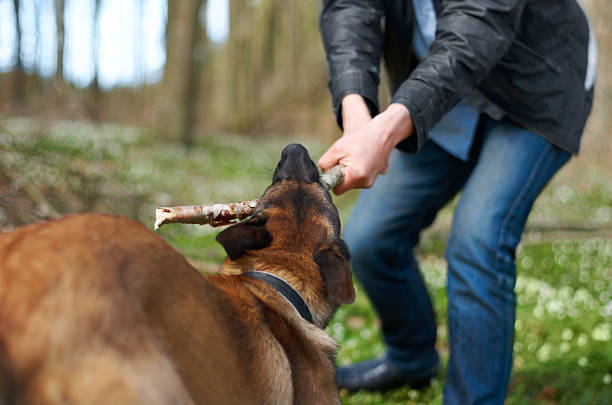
319, 95, 414, 195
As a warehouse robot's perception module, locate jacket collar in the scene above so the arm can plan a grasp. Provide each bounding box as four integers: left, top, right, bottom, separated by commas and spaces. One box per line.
244, 270, 314, 324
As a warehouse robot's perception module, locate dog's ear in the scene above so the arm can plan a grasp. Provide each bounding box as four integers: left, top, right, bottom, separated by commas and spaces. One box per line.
314, 239, 355, 305
216, 216, 272, 260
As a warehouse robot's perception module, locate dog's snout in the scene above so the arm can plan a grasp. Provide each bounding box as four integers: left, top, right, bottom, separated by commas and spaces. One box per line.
273, 144, 319, 183
281, 143, 308, 158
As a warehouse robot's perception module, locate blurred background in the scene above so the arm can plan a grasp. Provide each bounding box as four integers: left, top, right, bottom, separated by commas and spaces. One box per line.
0, 0, 611, 403
0, 0, 334, 140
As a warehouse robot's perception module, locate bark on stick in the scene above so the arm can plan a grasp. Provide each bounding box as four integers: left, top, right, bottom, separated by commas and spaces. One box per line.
318, 164, 344, 192
154, 164, 344, 229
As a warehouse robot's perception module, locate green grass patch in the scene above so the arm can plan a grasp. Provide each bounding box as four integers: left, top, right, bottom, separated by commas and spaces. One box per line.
327, 240, 612, 405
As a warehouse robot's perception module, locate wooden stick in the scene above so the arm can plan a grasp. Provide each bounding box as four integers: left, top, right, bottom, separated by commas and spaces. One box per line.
154, 200, 258, 230
154, 165, 344, 230
318, 164, 345, 192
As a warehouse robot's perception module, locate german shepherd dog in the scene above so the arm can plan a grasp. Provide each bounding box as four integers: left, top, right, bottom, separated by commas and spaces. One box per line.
0, 144, 355, 404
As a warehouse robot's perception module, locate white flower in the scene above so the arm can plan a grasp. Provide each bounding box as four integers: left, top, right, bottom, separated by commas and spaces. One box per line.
360, 329, 373, 340
332, 323, 344, 335
521, 256, 534, 269
591, 323, 611, 342
554, 253, 569, 266
546, 300, 563, 314
561, 328, 574, 341
537, 344, 552, 362
574, 288, 594, 305
560, 342, 571, 353
345, 338, 358, 349
533, 306, 544, 318
600, 302, 612, 318
559, 286, 573, 299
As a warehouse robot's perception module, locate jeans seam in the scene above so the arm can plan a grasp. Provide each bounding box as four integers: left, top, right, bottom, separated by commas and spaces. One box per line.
494, 142, 552, 278
493, 142, 552, 397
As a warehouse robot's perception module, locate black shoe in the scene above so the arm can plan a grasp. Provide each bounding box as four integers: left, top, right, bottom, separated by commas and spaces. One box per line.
336, 356, 438, 392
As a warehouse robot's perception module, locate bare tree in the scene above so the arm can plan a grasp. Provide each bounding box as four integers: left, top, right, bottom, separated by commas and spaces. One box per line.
160, 0, 206, 146
90, 0, 102, 119
262, 0, 279, 76
54, 0, 64, 83
12, 0, 25, 106
135, 0, 145, 84
226, 0, 257, 131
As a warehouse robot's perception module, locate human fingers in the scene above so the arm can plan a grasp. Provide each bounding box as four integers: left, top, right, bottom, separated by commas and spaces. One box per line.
332, 163, 377, 195
318, 142, 343, 171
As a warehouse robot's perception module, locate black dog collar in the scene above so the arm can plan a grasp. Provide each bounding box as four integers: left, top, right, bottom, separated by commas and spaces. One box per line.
244, 270, 314, 324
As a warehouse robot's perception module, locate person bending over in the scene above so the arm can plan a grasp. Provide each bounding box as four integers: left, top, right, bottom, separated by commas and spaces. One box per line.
318, 0, 596, 403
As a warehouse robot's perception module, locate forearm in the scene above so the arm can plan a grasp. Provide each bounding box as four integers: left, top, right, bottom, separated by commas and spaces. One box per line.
342, 94, 412, 145
341, 94, 371, 132
374, 103, 414, 149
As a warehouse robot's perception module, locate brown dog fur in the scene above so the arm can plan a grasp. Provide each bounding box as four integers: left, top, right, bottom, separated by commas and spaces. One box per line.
0, 170, 354, 404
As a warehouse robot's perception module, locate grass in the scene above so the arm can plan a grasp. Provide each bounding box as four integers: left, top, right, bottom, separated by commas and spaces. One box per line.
1, 118, 611, 404
332, 240, 612, 404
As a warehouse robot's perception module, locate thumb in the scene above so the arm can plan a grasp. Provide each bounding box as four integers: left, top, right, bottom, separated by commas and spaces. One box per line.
318, 144, 342, 171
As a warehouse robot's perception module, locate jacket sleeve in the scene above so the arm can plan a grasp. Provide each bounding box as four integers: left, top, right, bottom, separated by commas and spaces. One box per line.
392, 0, 527, 153
319, 0, 385, 129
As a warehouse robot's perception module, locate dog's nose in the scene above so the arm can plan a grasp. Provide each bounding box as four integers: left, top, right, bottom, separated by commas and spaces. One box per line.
273, 144, 319, 183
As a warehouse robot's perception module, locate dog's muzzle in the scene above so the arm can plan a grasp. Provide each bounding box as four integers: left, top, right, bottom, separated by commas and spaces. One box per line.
273, 144, 320, 184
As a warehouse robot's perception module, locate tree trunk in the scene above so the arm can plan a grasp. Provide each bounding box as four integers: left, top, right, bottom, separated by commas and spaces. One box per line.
160, 0, 206, 146
262, 0, 278, 76
88, 0, 102, 120
12, 0, 25, 107
135, 0, 144, 83
227, 0, 256, 131
54, 0, 64, 83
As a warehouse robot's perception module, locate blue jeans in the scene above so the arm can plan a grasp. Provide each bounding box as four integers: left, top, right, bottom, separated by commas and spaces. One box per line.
344, 116, 571, 405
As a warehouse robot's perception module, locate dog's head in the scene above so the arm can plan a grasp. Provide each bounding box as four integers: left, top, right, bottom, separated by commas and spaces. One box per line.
216, 144, 355, 325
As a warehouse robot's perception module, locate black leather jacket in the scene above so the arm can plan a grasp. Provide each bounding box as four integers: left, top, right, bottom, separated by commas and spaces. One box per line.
320, 0, 594, 154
